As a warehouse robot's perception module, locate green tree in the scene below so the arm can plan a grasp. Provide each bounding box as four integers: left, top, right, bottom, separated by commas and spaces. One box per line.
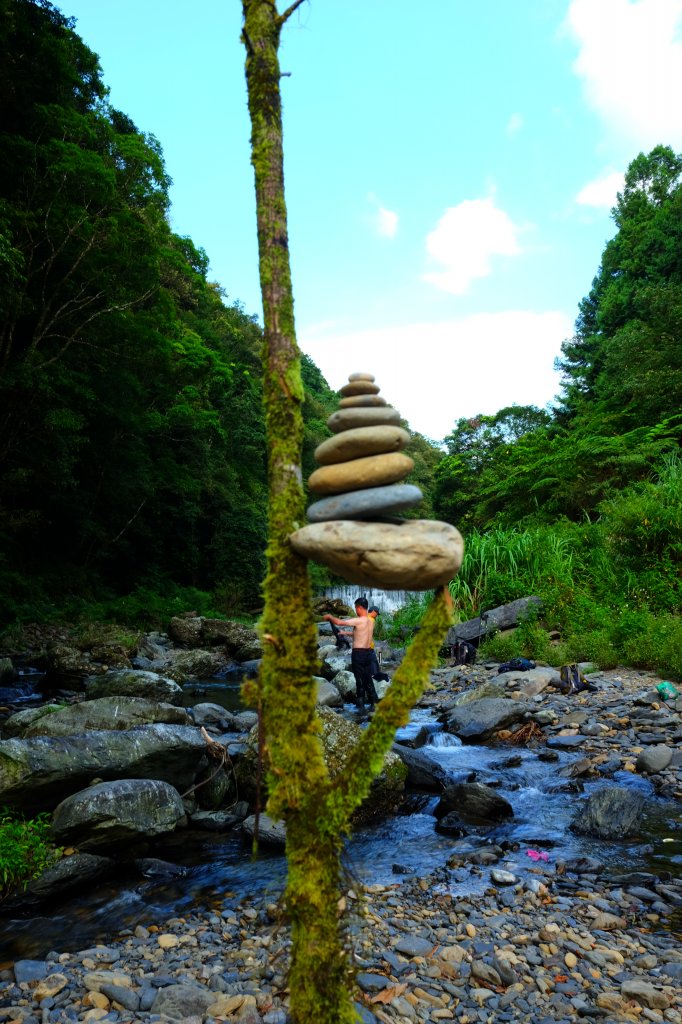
240, 3, 453, 1021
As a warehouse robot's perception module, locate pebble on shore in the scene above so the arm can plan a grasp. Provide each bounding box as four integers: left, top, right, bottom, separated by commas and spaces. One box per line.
2, 667, 681, 1024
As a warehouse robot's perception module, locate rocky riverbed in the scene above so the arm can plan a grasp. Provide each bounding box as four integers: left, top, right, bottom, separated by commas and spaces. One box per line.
1, 660, 681, 1024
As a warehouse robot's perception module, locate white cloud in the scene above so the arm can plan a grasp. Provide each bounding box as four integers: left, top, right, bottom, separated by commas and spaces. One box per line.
422, 198, 522, 295
367, 193, 398, 238
300, 310, 572, 442
576, 169, 625, 208
506, 112, 524, 136
566, 0, 682, 149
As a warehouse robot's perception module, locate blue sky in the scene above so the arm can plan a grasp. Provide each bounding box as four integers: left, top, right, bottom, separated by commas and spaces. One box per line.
60, 0, 682, 442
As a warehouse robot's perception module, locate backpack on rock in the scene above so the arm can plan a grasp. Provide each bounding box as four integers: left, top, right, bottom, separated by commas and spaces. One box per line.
559, 663, 597, 694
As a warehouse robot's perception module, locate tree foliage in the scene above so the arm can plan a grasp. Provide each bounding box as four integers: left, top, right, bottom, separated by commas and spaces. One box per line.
432, 146, 682, 531
0, 0, 335, 619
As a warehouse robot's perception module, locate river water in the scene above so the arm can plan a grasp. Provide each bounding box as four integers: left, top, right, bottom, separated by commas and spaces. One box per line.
3, 680, 680, 963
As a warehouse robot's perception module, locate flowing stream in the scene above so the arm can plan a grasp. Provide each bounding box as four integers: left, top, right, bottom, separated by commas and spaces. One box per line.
1, 686, 679, 963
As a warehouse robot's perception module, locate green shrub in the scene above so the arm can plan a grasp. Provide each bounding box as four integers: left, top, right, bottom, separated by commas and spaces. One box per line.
0, 809, 62, 900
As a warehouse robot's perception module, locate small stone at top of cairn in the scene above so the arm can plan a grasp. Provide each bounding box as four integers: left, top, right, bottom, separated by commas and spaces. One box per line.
289, 373, 464, 590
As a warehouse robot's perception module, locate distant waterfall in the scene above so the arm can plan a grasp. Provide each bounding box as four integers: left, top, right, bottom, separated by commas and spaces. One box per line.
316, 585, 424, 615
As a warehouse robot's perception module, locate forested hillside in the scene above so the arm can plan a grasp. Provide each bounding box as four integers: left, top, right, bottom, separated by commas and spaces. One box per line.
0, 0, 339, 620
433, 145, 682, 532
431, 146, 682, 675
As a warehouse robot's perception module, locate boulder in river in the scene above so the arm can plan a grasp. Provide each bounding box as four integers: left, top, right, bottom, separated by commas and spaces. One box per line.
84, 669, 183, 705
4, 696, 191, 738
51, 778, 186, 851
441, 697, 531, 741
236, 706, 407, 825
24, 852, 115, 902
435, 782, 514, 823
571, 784, 645, 839
0, 724, 207, 813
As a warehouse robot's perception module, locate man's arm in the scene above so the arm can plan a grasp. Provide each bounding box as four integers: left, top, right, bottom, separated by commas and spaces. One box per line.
324, 614, 361, 627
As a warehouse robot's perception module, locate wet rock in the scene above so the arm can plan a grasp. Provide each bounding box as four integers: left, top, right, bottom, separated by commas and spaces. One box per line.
84, 670, 183, 705
435, 782, 514, 823
571, 785, 645, 839
25, 853, 115, 902
241, 813, 286, 849
51, 778, 186, 850
6, 696, 191, 737
441, 697, 530, 740
636, 743, 673, 774
0, 724, 206, 813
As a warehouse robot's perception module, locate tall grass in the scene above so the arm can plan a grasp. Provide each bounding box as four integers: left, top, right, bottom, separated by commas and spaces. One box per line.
440, 457, 682, 677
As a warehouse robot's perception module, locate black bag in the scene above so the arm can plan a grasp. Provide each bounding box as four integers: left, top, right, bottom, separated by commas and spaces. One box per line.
451, 639, 476, 665
497, 657, 535, 673
329, 621, 350, 651
559, 663, 589, 694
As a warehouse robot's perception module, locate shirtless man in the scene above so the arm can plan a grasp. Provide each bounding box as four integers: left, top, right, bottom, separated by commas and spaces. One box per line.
324, 596, 379, 709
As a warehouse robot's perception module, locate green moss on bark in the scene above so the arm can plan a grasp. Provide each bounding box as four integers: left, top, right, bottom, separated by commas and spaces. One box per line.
241, 4, 457, 1021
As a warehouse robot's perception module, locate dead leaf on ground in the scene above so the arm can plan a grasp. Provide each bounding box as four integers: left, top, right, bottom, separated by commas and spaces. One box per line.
370, 983, 407, 1004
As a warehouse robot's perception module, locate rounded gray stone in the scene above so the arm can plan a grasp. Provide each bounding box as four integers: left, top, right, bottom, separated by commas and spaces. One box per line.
307, 484, 423, 522
327, 407, 401, 433
339, 380, 380, 397
315, 425, 410, 465
339, 395, 388, 408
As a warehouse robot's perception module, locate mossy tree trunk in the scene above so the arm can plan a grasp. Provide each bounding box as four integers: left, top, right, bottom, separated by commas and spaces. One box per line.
240, 3, 454, 1022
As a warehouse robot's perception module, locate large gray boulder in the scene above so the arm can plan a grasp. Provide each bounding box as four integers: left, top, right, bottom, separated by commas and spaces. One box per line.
448, 679, 506, 706
501, 667, 560, 698
446, 596, 543, 643
162, 649, 228, 683
168, 617, 263, 661
84, 670, 183, 705
571, 785, 645, 839
435, 782, 514, 823
235, 706, 407, 824
315, 677, 343, 707
441, 698, 531, 741
25, 853, 115, 901
4, 697, 191, 738
51, 779, 186, 850
392, 745, 452, 791
0, 724, 207, 813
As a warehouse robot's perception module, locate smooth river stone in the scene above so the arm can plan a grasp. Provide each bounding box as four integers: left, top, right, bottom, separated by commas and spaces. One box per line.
307, 484, 423, 522
315, 425, 411, 465
328, 406, 401, 433
339, 380, 380, 397
308, 452, 414, 495
339, 395, 387, 408
289, 519, 464, 589
348, 372, 375, 382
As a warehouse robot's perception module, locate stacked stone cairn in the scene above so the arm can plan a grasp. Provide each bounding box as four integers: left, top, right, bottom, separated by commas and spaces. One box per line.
289, 372, 464, 589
